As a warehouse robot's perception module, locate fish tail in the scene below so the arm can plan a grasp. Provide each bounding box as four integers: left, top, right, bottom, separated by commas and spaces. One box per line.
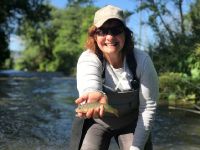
112, 108, 119, 117
104, 104, 119, 117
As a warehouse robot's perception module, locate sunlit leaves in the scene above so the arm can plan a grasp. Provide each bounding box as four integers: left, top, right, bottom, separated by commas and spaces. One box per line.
0, 0, 51, 69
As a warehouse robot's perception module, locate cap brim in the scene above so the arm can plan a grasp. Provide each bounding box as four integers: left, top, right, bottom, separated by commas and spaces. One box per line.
95, 17, 124, 28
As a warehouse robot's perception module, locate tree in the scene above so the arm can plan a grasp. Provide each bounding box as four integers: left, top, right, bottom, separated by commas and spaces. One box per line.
0, 30, 10, 68
16, 4, 98, 75
136, 0, 197, 73
190, 0, 200, 41
16, 0, 134, 75
16, 6, 56, 71
67, 0, 93, 6
49, 6, 97, 75
187, 0, 200, 79
136, 0, 200, 104
0, 0, 51, 69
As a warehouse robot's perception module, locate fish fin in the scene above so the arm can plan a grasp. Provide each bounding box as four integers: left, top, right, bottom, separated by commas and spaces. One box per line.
113, 109, 119, 117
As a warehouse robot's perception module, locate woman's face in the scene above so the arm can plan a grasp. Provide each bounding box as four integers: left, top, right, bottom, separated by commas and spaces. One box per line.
95, 19, 125, 56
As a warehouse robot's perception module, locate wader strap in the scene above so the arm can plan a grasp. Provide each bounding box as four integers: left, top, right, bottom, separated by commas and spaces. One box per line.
96, 49, 105, 78
126, 50, 139, 90
97, 49, 139, 90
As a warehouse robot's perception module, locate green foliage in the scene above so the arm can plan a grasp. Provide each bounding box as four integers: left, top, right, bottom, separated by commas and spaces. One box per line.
15, 3, 134, 75
16, 5, 98, 75
16, 14, 56, 71
159, 72, 200, 104
190, 0, 200, 40
50, 6, 97, 75
0, 0, 51, 69
67, 0, 93, 6
137, 0, 200, 77
15, 46, 41, 71
135, 0, 200, 105
187, 43, 200, 79
159, 72, 188, 101
152, 34, 192, 74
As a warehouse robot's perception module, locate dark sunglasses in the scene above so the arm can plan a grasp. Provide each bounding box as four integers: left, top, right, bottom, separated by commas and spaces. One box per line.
95, 25, 124, 36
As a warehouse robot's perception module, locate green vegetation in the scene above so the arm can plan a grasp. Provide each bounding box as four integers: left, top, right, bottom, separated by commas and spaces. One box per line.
0, 0, 200, 105
15, 5, 97, 75
137, 0, 200, 106
0, 0, 51, 69
159, 72, 200, 106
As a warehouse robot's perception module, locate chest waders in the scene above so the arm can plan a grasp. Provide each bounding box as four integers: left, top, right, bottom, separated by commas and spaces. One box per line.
69, 50, 152, 150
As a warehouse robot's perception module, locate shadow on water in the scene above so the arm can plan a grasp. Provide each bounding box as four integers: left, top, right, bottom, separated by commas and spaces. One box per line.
0, 71, 200, 150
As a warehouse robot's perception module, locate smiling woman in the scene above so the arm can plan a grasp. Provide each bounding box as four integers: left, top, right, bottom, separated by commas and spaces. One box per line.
94, 19, 126, 67
70, 5, 159, 150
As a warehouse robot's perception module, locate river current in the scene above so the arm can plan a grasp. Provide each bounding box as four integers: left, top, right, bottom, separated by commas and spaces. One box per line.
0, 71, 199, 150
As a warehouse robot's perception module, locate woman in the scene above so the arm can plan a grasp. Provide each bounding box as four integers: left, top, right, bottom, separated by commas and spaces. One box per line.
70, 5, 159, 150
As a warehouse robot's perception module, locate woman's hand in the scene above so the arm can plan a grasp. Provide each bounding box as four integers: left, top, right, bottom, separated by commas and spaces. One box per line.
75, 91, 107, 119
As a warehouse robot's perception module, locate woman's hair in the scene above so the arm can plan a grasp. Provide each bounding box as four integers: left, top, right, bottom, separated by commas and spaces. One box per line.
85, 24, 135, 56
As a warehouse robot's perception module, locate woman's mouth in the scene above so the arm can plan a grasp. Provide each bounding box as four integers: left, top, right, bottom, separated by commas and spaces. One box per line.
105, 42, 118, 46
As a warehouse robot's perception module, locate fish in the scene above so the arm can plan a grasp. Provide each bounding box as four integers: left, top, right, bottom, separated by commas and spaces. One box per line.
75, 102, 119, 117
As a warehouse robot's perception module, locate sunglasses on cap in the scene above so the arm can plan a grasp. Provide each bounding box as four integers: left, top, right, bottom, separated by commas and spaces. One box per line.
95, 25, 124, 36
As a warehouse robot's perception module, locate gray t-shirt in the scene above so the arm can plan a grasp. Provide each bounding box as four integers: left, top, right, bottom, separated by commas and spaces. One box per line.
76, 49, 159, 150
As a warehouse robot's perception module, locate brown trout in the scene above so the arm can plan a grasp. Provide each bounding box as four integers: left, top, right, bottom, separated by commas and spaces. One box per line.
75, 102, 119, 117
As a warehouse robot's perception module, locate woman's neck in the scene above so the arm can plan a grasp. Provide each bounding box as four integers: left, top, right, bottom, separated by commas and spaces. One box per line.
104, 52, 123, 69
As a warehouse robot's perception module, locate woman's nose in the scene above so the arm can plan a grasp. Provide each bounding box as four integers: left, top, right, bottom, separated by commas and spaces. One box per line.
105, 34, 114, 40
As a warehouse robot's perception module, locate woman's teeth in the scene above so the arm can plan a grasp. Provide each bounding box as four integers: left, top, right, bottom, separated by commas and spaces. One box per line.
106, 43, 118, 46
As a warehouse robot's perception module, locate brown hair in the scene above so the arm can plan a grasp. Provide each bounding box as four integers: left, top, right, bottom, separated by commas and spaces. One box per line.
85, 24, 135, 56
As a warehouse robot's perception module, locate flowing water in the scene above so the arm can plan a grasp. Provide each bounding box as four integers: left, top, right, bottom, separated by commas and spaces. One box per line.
0, 71, 200, 150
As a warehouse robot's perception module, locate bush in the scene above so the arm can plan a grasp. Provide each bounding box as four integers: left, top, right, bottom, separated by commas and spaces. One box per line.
159, 72, 200, 105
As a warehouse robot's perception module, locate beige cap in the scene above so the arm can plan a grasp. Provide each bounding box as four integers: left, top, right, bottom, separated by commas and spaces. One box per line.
93, 5, 125, 28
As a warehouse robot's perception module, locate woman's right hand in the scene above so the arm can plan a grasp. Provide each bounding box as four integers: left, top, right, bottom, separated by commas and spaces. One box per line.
75, 91, 107, 119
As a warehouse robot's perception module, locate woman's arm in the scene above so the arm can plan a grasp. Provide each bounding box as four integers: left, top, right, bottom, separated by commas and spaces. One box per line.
131, 54, 159, 150
77, 50, 103, 95
76, 50, 107, 118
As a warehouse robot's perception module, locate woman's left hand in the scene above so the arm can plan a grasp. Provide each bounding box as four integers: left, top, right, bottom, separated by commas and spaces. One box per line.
75, 91, 107, 118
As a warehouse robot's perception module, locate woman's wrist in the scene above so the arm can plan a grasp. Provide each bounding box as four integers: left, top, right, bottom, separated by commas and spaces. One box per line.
79, 90, 107, 103
98, 90, 106, 96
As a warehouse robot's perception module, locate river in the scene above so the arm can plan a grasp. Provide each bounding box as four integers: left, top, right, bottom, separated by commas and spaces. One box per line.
0, 71, 200, 150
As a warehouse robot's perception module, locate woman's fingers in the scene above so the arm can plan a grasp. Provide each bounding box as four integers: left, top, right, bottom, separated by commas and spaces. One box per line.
76, 106, 104, 119
89, 106, 104, 118
75, 93, 88, 104
93, 107, 100, 118
75, 91, 107, 119
85, 107, 102, 118
86, 109, 94, 118
76, 112, 86, 119
99, 104, 104, 118
75, 97, 84, 104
